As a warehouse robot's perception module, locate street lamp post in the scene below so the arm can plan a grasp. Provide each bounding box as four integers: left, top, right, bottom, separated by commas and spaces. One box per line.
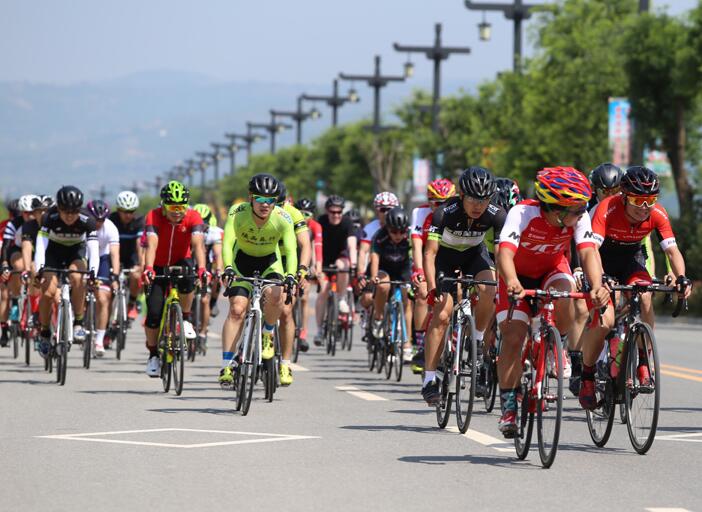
184, 159, 197, 188
195, 151, 210, 193
220, 138, 242, 175
465, 0, 544, 72
271, 95, 321, 145
639, 0, 649, 12
394, 23, 471, 134
225, 131, 266, 165
339, 55, 407, 133
302, 79, 359, 127
247, 114, 292, 155
211, 143, 227, 183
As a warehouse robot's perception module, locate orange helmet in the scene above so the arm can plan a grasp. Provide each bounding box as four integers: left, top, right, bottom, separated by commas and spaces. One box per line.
534, 167, 591, 207
427, 178, 456, 201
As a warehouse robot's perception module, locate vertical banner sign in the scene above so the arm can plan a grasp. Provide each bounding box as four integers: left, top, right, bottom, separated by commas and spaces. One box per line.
608, 98, 631, 167
412, 158, 431, 200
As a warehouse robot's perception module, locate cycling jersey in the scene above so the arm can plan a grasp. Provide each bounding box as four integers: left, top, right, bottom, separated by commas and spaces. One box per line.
20, 219, 40, 246
205, 225, 223, 265
94, 218, 120, 257
371, 227, 412, 281
34, 207, 99, 273
318, 214, 354, 266
108, 212, 145, 267
306, 218, 323, 264
410, 204, 433, 245
1, 215, 24, 261
428, 197, 507, 251
222, 202, 297, 276
144, 208, 205, 267
361, 219, 382, 245
282, 203, 309, 235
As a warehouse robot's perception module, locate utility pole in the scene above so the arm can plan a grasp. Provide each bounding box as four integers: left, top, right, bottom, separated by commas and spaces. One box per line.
195, 151, 210, 195
211, 143, 227, 183
226, 131, 265, 165
271, 95, 320, 145
302, 79, 359, 127
247, 114, 291, 155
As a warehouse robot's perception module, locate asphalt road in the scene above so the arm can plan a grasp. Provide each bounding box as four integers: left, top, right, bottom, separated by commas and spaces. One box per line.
1, 302, 701, 512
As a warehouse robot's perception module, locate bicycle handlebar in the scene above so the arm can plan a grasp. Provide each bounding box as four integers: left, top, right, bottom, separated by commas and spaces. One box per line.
607, 279, 688, 318
506, 288, 589, 323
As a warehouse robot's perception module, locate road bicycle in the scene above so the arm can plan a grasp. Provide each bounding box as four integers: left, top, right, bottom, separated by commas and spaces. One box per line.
375, 280, 411, 382
18, 280, 39, 366
320, 266, 350, 357
106, 269, 130, 360
586, 278, 688, 454
188, 277, 210, 362
81, 279, 97, 368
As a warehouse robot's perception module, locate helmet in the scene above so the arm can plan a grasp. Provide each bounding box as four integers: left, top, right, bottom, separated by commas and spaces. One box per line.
86, 199, 110, 220
18, 194, 40, 213
294, 198, 315, 215
40, 195, 55, 209
494, 178, 521, 210
30, 196, 44, 210
373, 191, 399, 209
621, 166, 660, 196
56, 186, 84, 210
427, 178, 456, 201
276, 182, 288, 205
248, 173, 280, 197
385, 206, 409, 231
589, 163, 623, 191
344, 208, 362, 225
534, 167, 592, 207
116, 190, 140, 211
192, 203, 216, 227
160, 181, 189, 204
459, 166, 497, 199
325, 195, 345, 209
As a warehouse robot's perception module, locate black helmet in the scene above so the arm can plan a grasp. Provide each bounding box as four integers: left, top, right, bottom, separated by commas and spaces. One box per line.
325, 195, 345, 209
249, 173, 280, 197
621, 166, 660, 196
459, 166, 497, 199
590, 163, 623, 191
344, 208, 362, 224
276, 181, 288, 205
494, 177, 522, 210
6, 198, 20, 216
56, 186, 84, 210
86, 199, 110, 220
294, 197, 315, 215
40, 195, 55, 209
385, 206, 409, 231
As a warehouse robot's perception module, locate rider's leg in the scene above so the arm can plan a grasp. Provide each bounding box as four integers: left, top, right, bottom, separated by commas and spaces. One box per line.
640, 291, 654, 328
222, 293, 249, 364
373, 274, 390, 321
424, 291, 454, 379
95, 286, 111, 351
278, 294, 295, 361
200, 291, 210, 335
69, 259, 87, 319
474, 269, 497, 336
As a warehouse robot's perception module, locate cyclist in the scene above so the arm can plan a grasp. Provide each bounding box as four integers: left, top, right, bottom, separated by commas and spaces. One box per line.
142, 181, 208, 377
314, 195, 357, 347
109, 191, 144, 320
86, 200, 120, 356
369, 207, 413, 344
220, 174, 297, 386
495, 167, 610, 436
192, 203, 224, 348
409, 178, 456, 371
421, 167, 506, 405
294, 197, 323, 351
273, 183, 311, 384
34, 186, 100, 357
579, 165, 691, 409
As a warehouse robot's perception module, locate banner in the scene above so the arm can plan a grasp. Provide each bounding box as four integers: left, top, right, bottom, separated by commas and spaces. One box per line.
412, 158, 431, 200
608, 98, 631, 167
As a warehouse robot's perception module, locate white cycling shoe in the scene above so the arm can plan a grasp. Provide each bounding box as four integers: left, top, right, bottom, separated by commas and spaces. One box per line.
146, 356, 161, 377
338, 299, 350, 314
183, 321, 197, 340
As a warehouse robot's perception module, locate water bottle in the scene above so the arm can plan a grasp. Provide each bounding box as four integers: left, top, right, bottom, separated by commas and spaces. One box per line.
530, 317, 541, 343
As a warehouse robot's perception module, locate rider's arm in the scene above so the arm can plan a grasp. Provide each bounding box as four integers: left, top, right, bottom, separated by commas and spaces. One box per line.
309, 220, 323, 265
411, 237, 424, 272
357, 240, 370, 273
86, 238, 100, 275
222, 206, 236, 268
664, 245, 686, 278
34, 232, 48, 270
107, 219, 120, 275
281, 217, 298, 276
369, 252, 380, 281
21, 240, 33, 273
347, 235, 357, 268
212, 242, 224, 273
191, 232, 206, 270
144, 231, 158, 269
578, 246, 603, 290
296, 230, 311, 270
423, 238, 438, 291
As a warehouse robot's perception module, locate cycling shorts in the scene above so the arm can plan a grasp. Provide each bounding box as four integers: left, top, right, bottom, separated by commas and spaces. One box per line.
601, 247, 651, 286
226, 249, 283, 298
45, 242, 86, 270
144, 258, 196, 328
436, 243, 494, 294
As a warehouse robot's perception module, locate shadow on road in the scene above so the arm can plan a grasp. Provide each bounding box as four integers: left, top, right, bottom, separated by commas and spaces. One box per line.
147, 407, 235, 415
0, 378, 55, 385
398, 453, 530, 468
340, 424, 443, 434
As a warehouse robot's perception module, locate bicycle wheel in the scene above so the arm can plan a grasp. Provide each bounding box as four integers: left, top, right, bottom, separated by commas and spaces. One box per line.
83, 297, 94, 369
292, 300, 301, 363
515, 366, 534, 460
625, 322, 659, 454
367, 334, 377, 371
171, 304, 186, 396
116, 292, 126, 360
58, 300, 71, 385
325, 295, 334, 355
240, 313, 259, 416
393, 305, 404, 382
263, 359, 276, 402
537, 326, 563, 468
188, 293, 200, 362
455, 316, 477, 434
384, 305, 394, 380
483, 347, 498, 413
436, 363, 453, 429
586, 360, 615, 447
160, 309, 172, 393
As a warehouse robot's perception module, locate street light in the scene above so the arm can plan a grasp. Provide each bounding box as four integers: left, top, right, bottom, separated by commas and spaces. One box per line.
302, 79, 359, 127
247, 113, 292, 154
184, 159, 197, 188
404, 54, 415, 78
225, 131, 266, 164
220, 138, 243, 175
478, 12, 492, 41
271, 95, 322, 145
339, 55, 407, 133
465, 0, 544, 72
195, 151, 211, 194
211, 143, 227, 183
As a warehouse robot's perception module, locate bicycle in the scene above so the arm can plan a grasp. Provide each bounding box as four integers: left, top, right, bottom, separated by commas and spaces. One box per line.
508, 288, 589, 469
434, 273, 497, 434
7, 271, 25, 360
18, 279, 38, 366
585, 278, 687, 454
320, 266, 350, 357
106, 269, 130, 360
222, 273, 292, 416
480, 319, 500, 413
82, 279, 97, 369
375, 280, 411, 382
188, 278, 209, 362
40, 267, 92, 385
339, 285, 355, 352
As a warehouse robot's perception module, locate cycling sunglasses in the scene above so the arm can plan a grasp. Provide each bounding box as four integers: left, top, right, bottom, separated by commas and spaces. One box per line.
59, 207, 81, 215
163, 203, 188, 213
301, 210, 314, 220
626, 194, 658, 208
327, 209, 343, 215
252, 195, 276, 205
389, 228, 406, 235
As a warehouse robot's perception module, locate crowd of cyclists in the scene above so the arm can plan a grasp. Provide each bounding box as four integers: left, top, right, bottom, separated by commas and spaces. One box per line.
0, 161, 692, 441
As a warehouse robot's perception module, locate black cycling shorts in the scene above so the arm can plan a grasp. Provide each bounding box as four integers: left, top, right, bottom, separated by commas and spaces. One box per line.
601, 247, 651, 285
436, 243, 494, 294
45, 242, 86, 270
145, 258, 196, 328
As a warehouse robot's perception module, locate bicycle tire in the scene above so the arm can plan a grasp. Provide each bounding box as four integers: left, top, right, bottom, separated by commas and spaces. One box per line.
483, 351, 498, 413
436, 369, 453, 429
171, 304, 186, 396
536, 326, 564, 468
24, 333, 31, 366
240, 312, 259, 416
515, 374, 534, 460
263, 359, 275, 402
11, 324, 19, 359
367, 336, 377, 371
625, 322, 659, 454
384, 305, 394, 380
347, 291, 354, 351
325, 295, 334, 355
83, 296, 94, 369
586, 363, 615, 447
116, 292, 126, 360
455, 315, 477, 434
393, 304, 404, 383
292, 300, 301, 363
160, 308, 172, 393
57, 299, 71, 385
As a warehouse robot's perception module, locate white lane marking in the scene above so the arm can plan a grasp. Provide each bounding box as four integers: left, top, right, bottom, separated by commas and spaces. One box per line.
36, 428, 320, 449
335, 385, 388, 401
646, 508, 693, 512
289, 363, 309, 372
447, 426, 514, 452
656, 432, 702, 443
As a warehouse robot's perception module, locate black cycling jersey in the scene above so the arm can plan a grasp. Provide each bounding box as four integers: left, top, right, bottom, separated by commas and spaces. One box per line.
21, 219, 40, 245
318, 214, 354, 266
109, 212, 145, 266
1, 215, 24, 261
39, 207, 98, 246
371, 227, 411, 281
428, 197, 507, 252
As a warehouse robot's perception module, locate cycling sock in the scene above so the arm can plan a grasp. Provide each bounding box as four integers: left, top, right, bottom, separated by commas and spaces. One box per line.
281, 359, 290, 366
300, 328, 308, 340
474, 329, 484, 342
423, 371, 436, 386
222, 351, 234, 368
149, 347, 159, 358
183, 311, 192, 321
74, 315, 84, 325
499, 388, 518, 412
263, 322, 275, 335
415, 330, 425, 348
95, 329, 106, 346
569, 350, 583, 375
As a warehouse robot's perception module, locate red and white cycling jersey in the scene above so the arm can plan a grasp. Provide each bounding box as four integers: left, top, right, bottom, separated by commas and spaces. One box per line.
589, 194, 676, 252
498, 199, 596, 279
410, 204, 433, 245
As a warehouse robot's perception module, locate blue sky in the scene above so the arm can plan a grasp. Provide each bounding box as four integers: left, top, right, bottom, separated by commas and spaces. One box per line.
2, 0, 697, 86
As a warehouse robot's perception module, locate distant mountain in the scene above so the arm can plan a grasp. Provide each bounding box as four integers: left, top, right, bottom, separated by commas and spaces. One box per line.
0, 71, 479, 200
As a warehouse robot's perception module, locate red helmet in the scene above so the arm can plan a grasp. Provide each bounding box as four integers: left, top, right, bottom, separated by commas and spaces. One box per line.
427, 178, 456, 201
534, 167, 592, 207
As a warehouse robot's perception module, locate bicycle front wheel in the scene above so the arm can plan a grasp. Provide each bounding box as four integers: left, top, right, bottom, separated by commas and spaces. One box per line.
170, 304, 186, 396
537, 326, 564, 468
625, 322, 659, 454
455, 316, 477, 434
83, 297, 95, 369
240, 314, 259, 416
483, 346, 498, 413
393, 307, 404, 382
116, 293, 126, 360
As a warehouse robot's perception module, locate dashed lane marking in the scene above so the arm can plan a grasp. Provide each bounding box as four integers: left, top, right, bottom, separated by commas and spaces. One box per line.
660, 369, 702, 383
289, 363, 309, 372
656, 432, 702, 443
447, 426, 514, 452
335, 385, 387, 401
645, 508, 693, 512
661, 363, 702, 375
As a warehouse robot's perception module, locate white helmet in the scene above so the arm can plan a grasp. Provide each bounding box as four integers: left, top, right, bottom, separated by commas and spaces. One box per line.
116, 190, 139, 211
373, 191, 399, 209
18, 194, 40, 212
